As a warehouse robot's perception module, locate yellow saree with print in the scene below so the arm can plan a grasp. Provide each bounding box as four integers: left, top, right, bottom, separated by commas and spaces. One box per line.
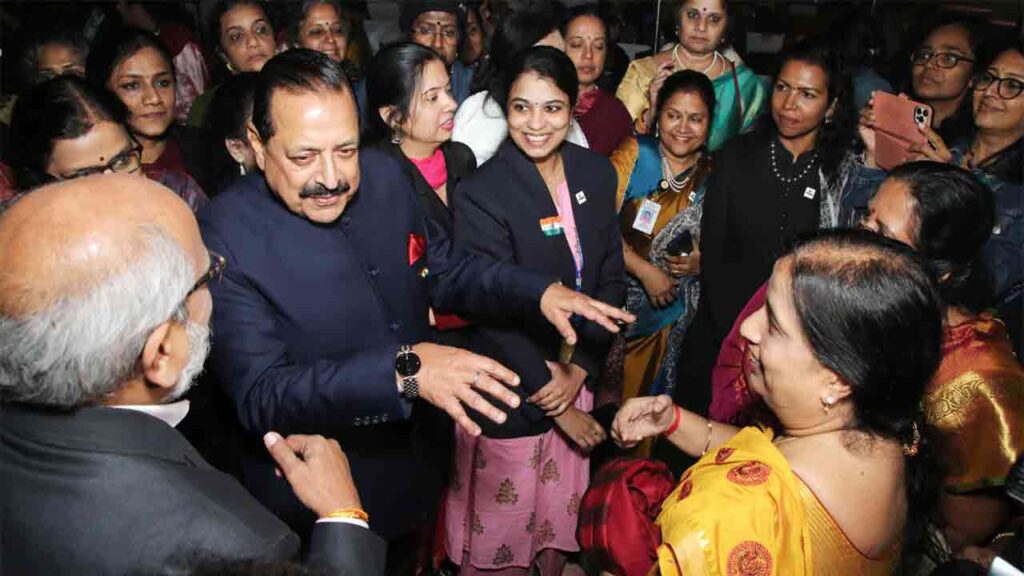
655, 427, 897, 576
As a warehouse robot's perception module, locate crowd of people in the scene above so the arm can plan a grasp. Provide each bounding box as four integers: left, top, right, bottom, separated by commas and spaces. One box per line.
0, 1, 1022, 575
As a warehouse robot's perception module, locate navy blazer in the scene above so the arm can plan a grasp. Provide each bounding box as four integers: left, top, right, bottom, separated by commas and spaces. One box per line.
198, 148, 552, 539
454, 140, 626, 437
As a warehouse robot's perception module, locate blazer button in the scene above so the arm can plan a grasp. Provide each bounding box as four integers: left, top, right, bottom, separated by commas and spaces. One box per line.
368, 267, 379, 277
389, 321, 401, 332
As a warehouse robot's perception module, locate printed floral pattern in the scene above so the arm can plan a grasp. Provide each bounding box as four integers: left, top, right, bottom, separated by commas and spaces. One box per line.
495, 478, 520, 505
727, 462, 771, 486
540, 459, 561, 484
727, 540, 773, 576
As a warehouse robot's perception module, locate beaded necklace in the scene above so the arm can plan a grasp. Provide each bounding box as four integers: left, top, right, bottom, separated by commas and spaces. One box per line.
659, 153, 695, 193
673, 44, 721, 76
770, 139, 818, 185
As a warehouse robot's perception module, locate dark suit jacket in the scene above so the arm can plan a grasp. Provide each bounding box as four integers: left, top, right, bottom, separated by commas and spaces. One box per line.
197, 148, 553, 539
0, 403, 385, 576
378, 140, 477, 235
454, 140, 626, 437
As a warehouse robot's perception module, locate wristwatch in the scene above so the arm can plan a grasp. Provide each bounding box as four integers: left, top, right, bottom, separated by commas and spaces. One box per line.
395, 345, 421, 399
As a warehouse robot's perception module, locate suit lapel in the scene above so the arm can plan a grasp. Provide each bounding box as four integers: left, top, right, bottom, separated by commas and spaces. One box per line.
498, 141, 581, 285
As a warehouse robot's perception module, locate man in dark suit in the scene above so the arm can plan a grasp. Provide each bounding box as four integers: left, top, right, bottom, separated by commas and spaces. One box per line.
0, 175, 384, 576
197, 49, 631, 564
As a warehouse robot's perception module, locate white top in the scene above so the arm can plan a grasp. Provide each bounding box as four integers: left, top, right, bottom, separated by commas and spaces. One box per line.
453, 91, 590, 165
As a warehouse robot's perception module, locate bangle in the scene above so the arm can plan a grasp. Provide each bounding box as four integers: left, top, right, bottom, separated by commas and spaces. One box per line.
701, 419, 714, 456
663, 405, 683, 437
322, 507, 369, 523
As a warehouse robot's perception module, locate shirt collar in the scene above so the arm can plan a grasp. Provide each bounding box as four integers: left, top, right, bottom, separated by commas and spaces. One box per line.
111, 400, 191, 428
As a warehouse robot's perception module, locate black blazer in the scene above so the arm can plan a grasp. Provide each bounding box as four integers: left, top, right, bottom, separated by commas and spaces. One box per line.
454, 140, 626, 437
0, 403, 385, 576
380, 140, 477, 233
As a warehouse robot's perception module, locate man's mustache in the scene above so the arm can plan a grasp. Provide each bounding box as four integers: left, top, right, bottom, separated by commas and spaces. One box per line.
299, 181, 352, 199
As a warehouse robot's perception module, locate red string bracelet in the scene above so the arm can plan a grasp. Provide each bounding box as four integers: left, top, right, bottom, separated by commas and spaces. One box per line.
663, 405, 683, 437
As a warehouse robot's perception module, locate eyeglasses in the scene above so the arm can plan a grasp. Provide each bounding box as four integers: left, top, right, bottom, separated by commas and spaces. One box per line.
972, 71, 1024, 100
412, 22, 458, 41
910, 49, 974, 69
61, 141, 143, 180
186, 250, 227, 298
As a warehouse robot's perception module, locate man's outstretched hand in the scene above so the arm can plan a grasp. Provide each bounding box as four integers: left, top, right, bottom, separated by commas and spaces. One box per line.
539, 283, 634, 345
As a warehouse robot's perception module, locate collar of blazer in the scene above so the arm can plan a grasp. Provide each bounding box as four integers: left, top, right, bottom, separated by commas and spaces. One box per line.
1, 402, 209, 467
496, 139, 592, 272
495, 139, 591, 214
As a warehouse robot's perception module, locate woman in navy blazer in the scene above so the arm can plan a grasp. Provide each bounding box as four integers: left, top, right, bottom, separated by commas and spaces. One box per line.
447, 47, 625, 574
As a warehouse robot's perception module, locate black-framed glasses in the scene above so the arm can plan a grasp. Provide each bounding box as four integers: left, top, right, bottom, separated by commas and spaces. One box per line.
972, 71, 1024, 100
60, 141, 143, 180
910, 49, 975, 69
186, 250, 227, 298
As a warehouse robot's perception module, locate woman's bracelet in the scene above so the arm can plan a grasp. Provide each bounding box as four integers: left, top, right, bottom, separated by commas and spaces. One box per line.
663, 405, 683, 437
322, 507, 369, 523
701, 419, 714, 456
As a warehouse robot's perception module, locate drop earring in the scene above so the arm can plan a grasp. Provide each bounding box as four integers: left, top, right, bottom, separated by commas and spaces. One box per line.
238, 162, 246, 176
391, 127, 403, 145
822, 396, 835, 413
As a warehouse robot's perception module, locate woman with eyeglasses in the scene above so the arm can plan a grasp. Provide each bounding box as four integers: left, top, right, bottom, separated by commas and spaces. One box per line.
906, 17, 991, 146
8, 76, 206, 211
845, 39, 1024, 357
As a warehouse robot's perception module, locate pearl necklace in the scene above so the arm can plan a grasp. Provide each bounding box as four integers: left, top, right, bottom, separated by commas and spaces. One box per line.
673, 44, 721, 75
659, 154, 694, 193
770, 139, 818, 185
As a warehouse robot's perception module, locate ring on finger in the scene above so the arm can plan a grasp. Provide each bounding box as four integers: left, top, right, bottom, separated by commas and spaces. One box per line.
472, 371, 480, 386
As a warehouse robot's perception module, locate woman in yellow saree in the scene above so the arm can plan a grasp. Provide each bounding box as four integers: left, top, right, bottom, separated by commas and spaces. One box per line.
612, 229, 945, 575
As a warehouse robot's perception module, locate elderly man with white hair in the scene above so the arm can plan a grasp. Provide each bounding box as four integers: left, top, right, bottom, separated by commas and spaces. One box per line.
0, 174, 384, 575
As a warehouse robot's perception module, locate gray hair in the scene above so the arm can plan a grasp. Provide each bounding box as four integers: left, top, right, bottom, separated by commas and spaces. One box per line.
0, 226, 195, 407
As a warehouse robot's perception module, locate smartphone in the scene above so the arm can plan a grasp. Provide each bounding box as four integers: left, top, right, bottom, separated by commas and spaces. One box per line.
873, 92, 932, 171
665, 230, 694, 257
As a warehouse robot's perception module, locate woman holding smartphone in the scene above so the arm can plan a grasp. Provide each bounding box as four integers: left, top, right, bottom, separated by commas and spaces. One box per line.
611, 70, 714, 405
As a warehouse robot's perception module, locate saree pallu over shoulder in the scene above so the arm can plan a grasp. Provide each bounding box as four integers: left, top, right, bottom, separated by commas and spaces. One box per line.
655, 426, 897, 576
614, 54, 767, 152
924, 315, 1024, 493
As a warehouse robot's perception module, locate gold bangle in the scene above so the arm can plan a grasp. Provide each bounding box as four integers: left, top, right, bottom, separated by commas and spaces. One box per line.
322, 507, 369, 522
701, 420, 714, 456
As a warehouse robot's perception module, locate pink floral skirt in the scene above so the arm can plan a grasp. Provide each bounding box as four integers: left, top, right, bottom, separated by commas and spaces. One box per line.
445, 388, 593, 571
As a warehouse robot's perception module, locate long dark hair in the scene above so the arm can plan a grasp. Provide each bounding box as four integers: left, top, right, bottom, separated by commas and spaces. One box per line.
888, 161, 996, 313
208, 72, 260, 192
364, 42, 446, 146
789, 228, 943, 567
86, 27, 175, 90
470, 2, 565, 98
493, 45, 579, 114
8, 76, 129, 191
775, 38, 857, 182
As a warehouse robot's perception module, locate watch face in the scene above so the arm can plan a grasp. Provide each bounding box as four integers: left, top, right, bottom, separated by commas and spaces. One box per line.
396, 352, 421, 377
